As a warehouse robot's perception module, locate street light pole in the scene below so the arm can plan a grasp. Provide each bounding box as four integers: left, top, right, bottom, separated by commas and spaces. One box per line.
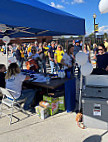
93, 14, 96, 43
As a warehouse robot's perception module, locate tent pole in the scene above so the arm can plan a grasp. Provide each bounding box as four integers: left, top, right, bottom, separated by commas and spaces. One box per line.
79, 35, 85, 112
82, 35, 85, 50
6, 43, 8, 68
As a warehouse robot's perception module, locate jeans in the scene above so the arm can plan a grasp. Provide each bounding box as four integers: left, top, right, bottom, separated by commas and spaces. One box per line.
17, 60, 22, 69
50, 60, 55, 74
13, 52, 16, 57
16, 89, 36, 110
40, 60, 46, 74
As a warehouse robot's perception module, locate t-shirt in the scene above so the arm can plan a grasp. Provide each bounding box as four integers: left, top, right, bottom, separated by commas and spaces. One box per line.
28, 52, 40, 59
20, 48, 24, 58
74, 45, 82, 56
27, 46, 32, 54
43, 46, 49, 56
0, 72, 5, 88
62, 53, 73, 70
37, 48, 45, 60
96, 53, 108, 69
48, 47, 56, 59
6, 73, 26, 99
104, 42, 108, 51
54, 50, 64, 63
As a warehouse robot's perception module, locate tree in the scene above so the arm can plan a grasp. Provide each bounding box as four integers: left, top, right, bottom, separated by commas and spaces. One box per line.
104, 32, 107, 39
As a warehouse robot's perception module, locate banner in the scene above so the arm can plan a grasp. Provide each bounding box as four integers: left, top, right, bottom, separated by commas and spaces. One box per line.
95, 24, 98, 32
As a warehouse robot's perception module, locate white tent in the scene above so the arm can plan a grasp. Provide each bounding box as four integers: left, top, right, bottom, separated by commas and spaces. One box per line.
99, 0, 108, 14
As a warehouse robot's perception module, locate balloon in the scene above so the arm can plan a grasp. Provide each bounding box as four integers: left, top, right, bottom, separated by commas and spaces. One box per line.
81, 62, 93, 76
99, 0, 108, 14
2, 36, 10, 44
76, 51, 88, 66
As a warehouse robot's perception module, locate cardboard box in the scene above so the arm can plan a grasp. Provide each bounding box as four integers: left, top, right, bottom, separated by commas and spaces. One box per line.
43, 95, 59, 115
39, 101, 50, 108
36, 106, 49, 120
49, 102, 59, 115
58, 96, 65, 111
43, 95, 58, 103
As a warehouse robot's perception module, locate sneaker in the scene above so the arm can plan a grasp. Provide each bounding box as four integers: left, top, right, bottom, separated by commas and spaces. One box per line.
25, 107, 36, 114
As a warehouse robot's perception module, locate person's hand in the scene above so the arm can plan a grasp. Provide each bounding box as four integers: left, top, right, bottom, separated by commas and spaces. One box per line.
51, 58, 54, 62
55, 60, 57, 64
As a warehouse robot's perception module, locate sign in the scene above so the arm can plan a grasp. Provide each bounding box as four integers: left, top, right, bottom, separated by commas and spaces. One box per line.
8, 57, 16, 64
2, 36, 10, 44
93, 104, 101, 116
95, 24, 98, 32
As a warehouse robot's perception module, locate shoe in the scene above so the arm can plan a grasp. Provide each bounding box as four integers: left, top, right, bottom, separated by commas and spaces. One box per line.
24, 107, 36, 114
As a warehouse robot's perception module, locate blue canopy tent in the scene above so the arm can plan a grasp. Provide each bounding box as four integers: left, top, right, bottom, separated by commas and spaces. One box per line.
0, 0, 85, 38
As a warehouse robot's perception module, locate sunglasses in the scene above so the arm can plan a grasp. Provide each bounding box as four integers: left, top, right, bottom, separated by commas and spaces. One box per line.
32, 50, 36, 51
98, 49, 103, 51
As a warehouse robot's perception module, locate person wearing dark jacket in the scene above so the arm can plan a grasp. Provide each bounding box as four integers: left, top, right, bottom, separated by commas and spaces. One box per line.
0, 64, 6, 88
16, 45, 22, 69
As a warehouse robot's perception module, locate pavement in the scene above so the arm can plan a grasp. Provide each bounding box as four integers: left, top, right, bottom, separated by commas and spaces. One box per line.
0, 52, 108, 142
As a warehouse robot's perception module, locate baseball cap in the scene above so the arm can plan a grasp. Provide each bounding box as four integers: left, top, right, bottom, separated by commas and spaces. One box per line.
75, 40, 80, 43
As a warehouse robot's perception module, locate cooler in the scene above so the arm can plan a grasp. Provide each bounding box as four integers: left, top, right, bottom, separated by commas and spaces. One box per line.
83, 85, 108, 99
82, 97, 108, 130
86, 75, 108, 86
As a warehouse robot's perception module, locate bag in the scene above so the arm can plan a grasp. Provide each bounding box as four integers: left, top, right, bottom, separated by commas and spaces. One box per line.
76, 113, 85, 129
25, 59, 39, 71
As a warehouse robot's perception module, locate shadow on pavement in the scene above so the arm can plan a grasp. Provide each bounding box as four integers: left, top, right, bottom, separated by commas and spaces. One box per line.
83, 131, 108, 142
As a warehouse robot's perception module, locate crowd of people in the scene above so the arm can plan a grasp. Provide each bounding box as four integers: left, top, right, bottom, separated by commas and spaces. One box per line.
0, 39, 108, 113
0, 40, 83, 74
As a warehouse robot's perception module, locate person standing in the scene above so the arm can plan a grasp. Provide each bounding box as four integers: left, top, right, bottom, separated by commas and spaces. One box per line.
11, 43, 16, 57
37, 43, 46, 74
74, 40, 82, 79
74, 40, 82, 56
16, 45, 22, 69
20, 46, 25, 69
61, 44, 75, 71
48, 41, 56, 74
54, 45, 64, 70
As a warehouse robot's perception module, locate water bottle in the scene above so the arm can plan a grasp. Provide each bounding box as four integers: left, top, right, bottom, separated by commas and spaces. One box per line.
63, 69, 66, 78
58, 70, 61, 78
60, 69, 64, 78
46, 75, 50, 84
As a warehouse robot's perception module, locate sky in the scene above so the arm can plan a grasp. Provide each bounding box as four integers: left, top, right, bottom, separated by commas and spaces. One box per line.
38, 0, 108, 36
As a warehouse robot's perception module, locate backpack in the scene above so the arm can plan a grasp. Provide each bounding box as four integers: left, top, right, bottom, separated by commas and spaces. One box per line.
76, 113, 85, 129
25, 59, 39, 71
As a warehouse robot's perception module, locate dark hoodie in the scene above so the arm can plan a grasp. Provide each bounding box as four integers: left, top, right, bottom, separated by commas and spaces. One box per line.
0, 72, 5, 88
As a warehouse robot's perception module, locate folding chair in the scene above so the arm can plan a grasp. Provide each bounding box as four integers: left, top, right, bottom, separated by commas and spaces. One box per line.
0, 87, 29, 125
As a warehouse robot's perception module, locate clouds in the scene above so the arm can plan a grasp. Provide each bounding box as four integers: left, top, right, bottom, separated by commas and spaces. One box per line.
61, 0, 84, 5
99, 25, 108, 34
50, 2, 64, 9
50, 0, 85, 9
71, 0, 84, 4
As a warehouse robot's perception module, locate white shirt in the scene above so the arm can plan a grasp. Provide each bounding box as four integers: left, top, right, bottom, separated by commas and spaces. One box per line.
6, 73, 26, 99
62, 53, 73, 70
28, 52, 40, 60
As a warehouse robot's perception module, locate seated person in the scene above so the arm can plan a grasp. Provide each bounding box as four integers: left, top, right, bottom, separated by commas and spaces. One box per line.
27, 46, 42, 71
28, 46, 40, 60
0, 64, 6, 88
5, 63, 36, 113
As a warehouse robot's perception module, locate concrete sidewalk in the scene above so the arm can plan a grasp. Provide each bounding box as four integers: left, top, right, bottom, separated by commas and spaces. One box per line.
0, 52, 108, 142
